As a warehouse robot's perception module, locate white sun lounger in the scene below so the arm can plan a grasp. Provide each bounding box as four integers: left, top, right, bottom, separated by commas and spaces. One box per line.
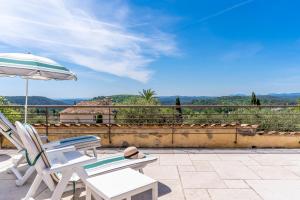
0, 112, 100, 186
15, 122, 157, 200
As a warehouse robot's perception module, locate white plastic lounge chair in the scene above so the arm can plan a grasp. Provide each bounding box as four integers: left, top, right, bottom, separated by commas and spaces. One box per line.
15, 122, 157, 200
0, 112, 100, 186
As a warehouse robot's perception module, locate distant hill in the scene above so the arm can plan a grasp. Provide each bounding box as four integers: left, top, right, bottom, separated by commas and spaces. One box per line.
92, 94, 300, 105
267, 93, 300, 99
5, 96, 67, 105
92, 95, 139, 103
4, 93, 300, 106
191, 95, 299, 105
158, 96, 212, 105
57, 98, 90, 105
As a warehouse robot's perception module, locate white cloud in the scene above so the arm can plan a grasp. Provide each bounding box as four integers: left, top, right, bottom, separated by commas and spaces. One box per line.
0, 0, 176, 82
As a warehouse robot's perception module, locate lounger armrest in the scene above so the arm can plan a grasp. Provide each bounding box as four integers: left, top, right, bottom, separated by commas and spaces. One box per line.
45, 154, 96, 173
46, 146, 76, 163
43, 141, 61, 149
46, 145, 76, 154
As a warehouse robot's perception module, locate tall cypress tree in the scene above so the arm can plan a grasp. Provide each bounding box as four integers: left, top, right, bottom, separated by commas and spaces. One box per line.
251, 92, 261, 105
256, 99, 261, 106
251, 92, 257, 105
175, 97, 183, 123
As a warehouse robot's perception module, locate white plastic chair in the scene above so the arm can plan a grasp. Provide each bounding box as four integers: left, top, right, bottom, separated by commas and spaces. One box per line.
15, 122, 157, 200
0, 112, 100, 186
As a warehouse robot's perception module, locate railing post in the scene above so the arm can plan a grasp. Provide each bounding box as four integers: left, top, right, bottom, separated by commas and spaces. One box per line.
234, 127, 238, 144
45, 107, 49, 140
172, 106, 175, 145
108, 106, 111, 144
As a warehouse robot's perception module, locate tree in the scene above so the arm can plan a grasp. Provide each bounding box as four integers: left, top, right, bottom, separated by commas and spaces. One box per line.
139, 89, 156, 102
0, 96, 22, 122
115, 95, 174, 125
256, 99, 261, 106
175, 97, 183, 123
251, 92, 261, 106
251, 92, 257, 105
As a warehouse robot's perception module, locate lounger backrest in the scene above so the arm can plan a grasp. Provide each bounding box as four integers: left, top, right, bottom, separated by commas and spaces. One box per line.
0, 112, 23, 150
15, 121, 56, 190
23, 123, 61, 183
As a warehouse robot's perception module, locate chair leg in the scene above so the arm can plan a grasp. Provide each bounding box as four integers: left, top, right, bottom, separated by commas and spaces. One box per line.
23, 173, 42, 200
84, 150, 88, 155
92, 147, 97, 157
9, 166, 23, 182
152, 183, 158, 200
51, 170, 73, 200
8, 154, 25, 176
86, 186, 92, 200
16, 166, 35, 186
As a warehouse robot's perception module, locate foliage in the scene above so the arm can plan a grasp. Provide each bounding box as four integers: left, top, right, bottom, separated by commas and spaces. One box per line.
228, 108, 298, 131
114, 96, 173, 124
187, 107, 299, 131
139, 89, 156, 102
93, 95, 139, 104
0, 97, 22, 122
191, 95, 295, 105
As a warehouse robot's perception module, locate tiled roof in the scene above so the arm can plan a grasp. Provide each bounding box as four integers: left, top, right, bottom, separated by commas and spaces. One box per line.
60, 99, 112, 114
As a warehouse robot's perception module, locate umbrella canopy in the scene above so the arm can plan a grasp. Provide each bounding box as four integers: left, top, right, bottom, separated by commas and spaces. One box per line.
0, 53, 77, 122
0, 53, 77, 80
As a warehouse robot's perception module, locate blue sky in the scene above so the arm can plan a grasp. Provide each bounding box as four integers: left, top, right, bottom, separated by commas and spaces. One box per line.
0, 0, 300, 98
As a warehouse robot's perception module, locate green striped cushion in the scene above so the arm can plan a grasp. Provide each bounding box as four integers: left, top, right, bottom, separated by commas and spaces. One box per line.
84, 155, 126, 169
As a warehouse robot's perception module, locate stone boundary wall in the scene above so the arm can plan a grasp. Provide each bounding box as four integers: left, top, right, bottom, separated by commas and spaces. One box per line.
1, 124, 300, 148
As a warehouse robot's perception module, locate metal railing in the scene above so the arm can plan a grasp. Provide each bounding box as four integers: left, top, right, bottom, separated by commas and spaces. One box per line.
1, 104, 300, 132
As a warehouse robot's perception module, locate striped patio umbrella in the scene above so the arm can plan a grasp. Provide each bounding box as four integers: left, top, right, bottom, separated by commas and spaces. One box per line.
0, 53, 77, 122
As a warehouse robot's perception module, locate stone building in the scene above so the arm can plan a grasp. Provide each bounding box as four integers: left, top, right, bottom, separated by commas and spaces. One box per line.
59, 98, 114, 124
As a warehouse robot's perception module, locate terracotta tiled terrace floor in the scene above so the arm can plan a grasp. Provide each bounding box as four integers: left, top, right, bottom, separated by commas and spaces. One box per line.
1, 148, 300, 200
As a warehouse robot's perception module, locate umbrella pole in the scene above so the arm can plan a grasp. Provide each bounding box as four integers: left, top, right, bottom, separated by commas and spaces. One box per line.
25, 79, 28, 123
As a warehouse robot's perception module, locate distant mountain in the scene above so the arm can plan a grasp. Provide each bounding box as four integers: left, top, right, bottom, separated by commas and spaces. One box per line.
158, 96, 212, 105
5, 96, 67, 105
56, 98, 90, 105
4, 93, 300, 106
268, 93, 300, 99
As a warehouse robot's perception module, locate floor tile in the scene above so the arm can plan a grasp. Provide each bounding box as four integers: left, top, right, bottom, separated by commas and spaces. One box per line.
210, 161, 260, 179
144, 166, 179, 180
160, 154, 192, 166
246, 180, 300, 200
184, 189, 211, 200
178, 165, 196, 172
192, 161, 215, 171
180, 171, 226, 189
189, 154, 220, 161
217, 154, 253, 161
248, 165, 300, 179
224, 180, 249, 188
157, 180, 185, 200
208, 189, 262, 200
